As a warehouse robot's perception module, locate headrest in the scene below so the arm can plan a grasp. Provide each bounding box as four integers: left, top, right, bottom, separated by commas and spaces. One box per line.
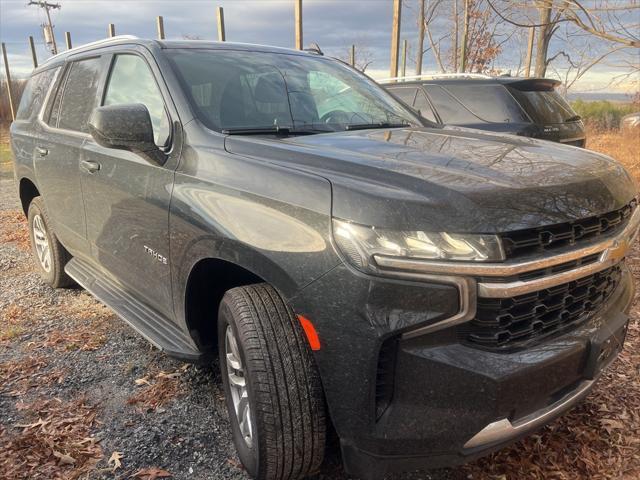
254, 73, 287, 104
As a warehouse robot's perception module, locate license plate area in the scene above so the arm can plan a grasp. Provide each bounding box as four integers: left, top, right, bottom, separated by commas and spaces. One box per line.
584, 314, 629, 379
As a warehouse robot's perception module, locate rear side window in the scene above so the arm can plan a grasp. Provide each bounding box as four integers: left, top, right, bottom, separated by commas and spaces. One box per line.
57, 57, 103, 133
103, 54, 170, 147
443, 85, 529, 123
509, 89, 577, 124
16, 67, 59, 121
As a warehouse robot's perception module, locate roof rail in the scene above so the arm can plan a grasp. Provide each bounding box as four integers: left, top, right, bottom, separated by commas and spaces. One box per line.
46, 35, 139, 62
377, 73, 494, 83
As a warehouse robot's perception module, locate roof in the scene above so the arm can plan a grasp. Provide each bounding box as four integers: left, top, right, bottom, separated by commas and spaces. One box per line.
36, 36, 322, 71
381, 75, 561, 90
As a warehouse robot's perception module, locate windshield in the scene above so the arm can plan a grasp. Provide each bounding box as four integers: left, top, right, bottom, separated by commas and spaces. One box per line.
167, 49, 421, 133
508, 89, 578, 124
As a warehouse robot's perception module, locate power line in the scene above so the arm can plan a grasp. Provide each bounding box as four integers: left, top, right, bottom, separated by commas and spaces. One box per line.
27, 1, 61, 54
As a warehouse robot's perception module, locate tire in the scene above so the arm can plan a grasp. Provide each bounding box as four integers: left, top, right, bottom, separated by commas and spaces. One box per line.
27, 196, 74, 288
218, 283, 326, 480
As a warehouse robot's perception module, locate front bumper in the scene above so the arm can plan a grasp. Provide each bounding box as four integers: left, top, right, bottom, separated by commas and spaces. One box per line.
291, 252, 635, 479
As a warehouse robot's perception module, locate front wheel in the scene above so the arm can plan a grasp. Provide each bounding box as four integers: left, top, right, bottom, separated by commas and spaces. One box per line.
218, 283, 326, 480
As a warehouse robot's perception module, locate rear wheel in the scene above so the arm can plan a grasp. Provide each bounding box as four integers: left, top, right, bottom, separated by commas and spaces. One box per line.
218, 283, 326, 480
27, 197, 74, 288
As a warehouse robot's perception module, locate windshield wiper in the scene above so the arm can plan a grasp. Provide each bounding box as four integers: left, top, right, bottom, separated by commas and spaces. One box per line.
345, 122, 410, 131
222, 126, 331, 136
222, 126, 291, 135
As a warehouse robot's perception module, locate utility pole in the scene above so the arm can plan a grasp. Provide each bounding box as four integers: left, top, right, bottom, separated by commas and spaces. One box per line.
389, 0, 402, 78
28, 1, 61, 55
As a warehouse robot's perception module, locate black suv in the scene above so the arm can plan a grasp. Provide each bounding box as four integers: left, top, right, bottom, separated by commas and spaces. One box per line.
10, 37, 638, 480
384, 75, 586, 147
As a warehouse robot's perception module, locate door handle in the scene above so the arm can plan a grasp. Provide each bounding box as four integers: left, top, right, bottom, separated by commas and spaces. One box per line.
80, 160, 101, 174
36, 147, 49, 157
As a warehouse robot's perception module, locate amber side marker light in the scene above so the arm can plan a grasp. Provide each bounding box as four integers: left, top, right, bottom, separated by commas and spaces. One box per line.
297, 315, 321, 351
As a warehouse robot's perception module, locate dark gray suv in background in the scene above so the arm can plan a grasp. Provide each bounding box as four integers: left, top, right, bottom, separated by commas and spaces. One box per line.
10, 37, 639, 480
384, 76, 586, 147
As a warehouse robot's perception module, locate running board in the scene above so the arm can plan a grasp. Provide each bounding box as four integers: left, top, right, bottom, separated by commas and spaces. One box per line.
65, 257, 206, 363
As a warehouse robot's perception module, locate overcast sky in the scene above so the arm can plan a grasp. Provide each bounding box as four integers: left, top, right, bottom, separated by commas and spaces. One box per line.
0, 0, 638, 94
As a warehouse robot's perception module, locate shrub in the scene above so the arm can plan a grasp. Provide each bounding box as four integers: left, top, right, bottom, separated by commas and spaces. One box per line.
571, 99, 637, 131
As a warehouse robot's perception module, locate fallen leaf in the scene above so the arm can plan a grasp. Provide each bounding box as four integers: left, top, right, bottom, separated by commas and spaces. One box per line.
135, 377, 151, 386
132, 467, 172, 479
109, 451, 124, 470
53, 450, 76, 465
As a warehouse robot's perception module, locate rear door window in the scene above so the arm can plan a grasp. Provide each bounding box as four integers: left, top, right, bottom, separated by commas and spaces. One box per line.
16, 67, 59, 121
103, 54, 170, 147
57, 57, 103, 133
423, 84, 480, 124
443, 84, 529, 123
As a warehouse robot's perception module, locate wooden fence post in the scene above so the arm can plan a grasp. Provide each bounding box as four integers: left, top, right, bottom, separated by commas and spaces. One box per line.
294, 0, 303, 49
217, 7, 226, 41
1, 43, 16, 121
389, 0, 402, 78
157, 16, 165, 40
65, 31, 72, 49
401, 39, 408, 77
29, 36, 38, 68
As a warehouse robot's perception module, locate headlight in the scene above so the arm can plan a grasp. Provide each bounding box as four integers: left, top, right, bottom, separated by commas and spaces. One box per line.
333, 219, 505, 271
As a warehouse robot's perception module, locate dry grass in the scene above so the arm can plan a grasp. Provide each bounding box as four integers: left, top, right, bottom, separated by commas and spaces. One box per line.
586, 128, 640, 180
0, 210, 30, 251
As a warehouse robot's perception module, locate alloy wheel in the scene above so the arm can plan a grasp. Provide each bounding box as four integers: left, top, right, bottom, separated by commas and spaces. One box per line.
225, 325, 253, 447
32, 214, 52, 273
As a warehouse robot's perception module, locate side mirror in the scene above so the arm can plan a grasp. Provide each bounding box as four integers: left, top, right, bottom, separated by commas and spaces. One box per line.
89, 104, 165, 164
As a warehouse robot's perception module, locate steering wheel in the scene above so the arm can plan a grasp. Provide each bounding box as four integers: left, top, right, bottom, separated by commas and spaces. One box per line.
320, 110, 352, 124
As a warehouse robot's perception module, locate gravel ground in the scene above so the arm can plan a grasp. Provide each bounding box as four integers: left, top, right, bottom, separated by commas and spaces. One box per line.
1, 147, 639, 479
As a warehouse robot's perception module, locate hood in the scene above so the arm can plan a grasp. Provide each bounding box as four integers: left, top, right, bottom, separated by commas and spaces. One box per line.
224, 126, 637, 233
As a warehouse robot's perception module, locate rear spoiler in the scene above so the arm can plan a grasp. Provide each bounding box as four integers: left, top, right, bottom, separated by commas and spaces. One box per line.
506, 78, 560, 92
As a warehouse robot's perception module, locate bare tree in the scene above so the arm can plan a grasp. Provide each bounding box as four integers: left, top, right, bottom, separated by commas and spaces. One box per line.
338, 41, 375, 73
487, 0, 640, 77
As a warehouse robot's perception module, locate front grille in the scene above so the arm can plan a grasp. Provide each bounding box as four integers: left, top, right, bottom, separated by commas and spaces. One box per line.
476, 253, 601, 283
501, 201, 636, 260
462, 264, 623, 351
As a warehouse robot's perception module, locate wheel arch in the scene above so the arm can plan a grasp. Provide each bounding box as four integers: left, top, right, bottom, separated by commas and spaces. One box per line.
19, 177, 40, 216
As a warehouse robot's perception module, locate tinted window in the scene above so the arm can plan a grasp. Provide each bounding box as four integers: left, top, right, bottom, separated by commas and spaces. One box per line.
413, 90, 437, 123
58, 57, 102, 132
443, 85, 529, 123
47, 68, 67, 128
16, 67, 59, 121
423, 84, 479, 124
389, 87, 417, 107
168, 50, 419, 132
510, 89, 577, 124
103, 54, 170, 146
